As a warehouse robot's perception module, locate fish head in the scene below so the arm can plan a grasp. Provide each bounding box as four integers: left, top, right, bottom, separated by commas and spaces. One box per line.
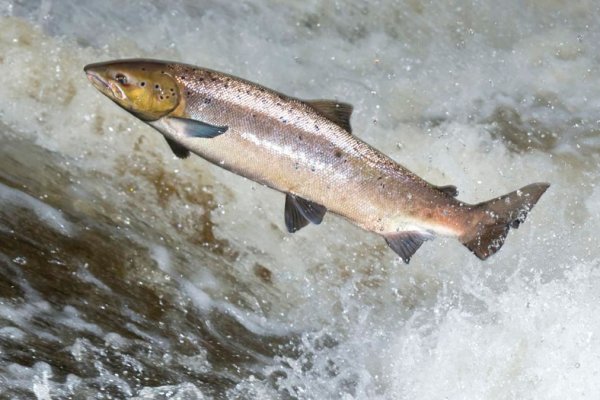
84, 59, 180, 121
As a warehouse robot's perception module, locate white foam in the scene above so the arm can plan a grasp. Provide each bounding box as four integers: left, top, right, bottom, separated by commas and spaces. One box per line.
133, 383, 206, 400
0, 182, 75, 236
150, 245, 172, 274
32, 368, 52, 400
387, 261, 600, 398
182, 276, 296, 337
77, 264, 112, 292
0, 326, 25, 340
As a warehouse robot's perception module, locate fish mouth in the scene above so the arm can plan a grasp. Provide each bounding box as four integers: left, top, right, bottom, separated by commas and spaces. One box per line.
86, 70, 110, 90
84, 65, 126, 100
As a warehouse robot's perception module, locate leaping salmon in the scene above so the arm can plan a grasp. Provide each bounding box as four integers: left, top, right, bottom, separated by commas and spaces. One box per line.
84, 59, 549, 263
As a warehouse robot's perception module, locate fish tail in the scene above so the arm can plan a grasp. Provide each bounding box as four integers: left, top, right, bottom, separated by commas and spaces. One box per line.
460, 182, 550, 260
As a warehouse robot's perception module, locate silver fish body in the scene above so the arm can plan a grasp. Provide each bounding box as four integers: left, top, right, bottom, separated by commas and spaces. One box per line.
85, 59, 550, 262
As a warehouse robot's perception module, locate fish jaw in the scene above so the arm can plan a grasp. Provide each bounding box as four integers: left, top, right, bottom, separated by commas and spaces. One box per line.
85, 64, 120, 99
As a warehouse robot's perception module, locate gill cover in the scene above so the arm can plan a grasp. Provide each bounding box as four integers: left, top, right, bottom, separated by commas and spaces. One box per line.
85, 60, 180, 121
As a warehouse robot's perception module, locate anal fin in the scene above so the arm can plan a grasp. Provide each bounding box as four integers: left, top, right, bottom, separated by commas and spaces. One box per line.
285, 194, 327, 233
384, 231, 434, 263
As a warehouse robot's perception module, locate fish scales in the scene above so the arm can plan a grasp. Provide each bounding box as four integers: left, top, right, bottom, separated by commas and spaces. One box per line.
165, 65, 460, 234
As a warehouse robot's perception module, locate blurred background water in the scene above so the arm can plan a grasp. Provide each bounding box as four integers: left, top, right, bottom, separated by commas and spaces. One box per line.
1, 0, 599, 398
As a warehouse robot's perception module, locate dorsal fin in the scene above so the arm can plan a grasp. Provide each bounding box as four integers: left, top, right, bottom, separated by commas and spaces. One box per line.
305, 100, 353, 133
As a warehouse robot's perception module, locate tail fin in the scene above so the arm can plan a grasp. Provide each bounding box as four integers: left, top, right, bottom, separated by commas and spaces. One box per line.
460, 183, 550, 260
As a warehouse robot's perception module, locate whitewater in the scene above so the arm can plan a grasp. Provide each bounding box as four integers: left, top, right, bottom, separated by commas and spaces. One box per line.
1, 1, 599, 398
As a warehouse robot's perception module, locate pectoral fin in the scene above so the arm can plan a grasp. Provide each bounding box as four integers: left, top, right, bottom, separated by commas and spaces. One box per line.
305, 100, 353, 133
284, 194, 327, 233
164, 137, 191, 158
164, 116, 228, 138
384, 231, 434, 263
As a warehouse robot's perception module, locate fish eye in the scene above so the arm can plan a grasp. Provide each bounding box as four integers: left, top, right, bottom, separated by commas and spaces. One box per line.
115, 73, 128, 85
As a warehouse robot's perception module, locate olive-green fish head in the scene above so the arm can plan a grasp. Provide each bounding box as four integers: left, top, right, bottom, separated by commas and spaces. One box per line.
84, 59, 180, 121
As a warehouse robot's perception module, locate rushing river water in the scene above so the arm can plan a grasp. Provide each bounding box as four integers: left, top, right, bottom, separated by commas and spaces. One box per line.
1, 1, 600, 399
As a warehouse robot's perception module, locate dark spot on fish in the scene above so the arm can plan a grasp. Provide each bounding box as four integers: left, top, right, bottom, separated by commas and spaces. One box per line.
159, 95, 164, 100
141, 67, 146, 71
377, 176, 383, 180
298, 135, 303, 141
199, 77, 204, 81
204, 98, 212, 104
186, 91, 191, 96
334, 150, 342, 158
314, 124, 320, 131
259, 88, 265, 92
211, 77, 218, 82
246, 90, 251, 95
161, 70, 165, 74
140, 82, 146, 87
224, 84, 229, 88
276, 102, 281, 106
155, 84, 160, 89
252, 114, 256, 118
